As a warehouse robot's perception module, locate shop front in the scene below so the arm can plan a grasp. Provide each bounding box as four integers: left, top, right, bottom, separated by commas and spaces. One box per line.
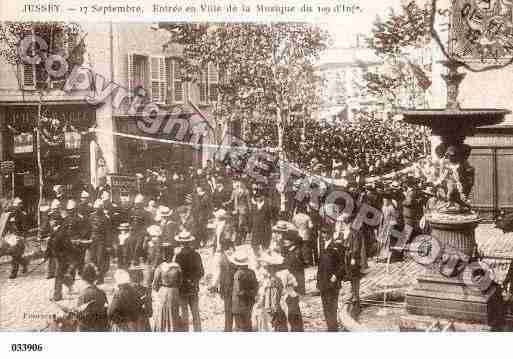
115, 115, 202, 176
1, 104, 95, 222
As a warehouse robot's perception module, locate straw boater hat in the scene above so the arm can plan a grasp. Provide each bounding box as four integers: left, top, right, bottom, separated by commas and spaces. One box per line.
80, 191, 90, 199
147, 225, 162, 237
157, 206, 172, 217
118, 222, 130, 231
272, 220, 290, 233
258, 252, 285, 267
174, 230, 195, 243
228, 249, 250, 266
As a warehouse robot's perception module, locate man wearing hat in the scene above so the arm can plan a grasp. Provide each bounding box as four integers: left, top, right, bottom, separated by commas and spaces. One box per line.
49, 212, 74, 301
2, 212, 28, 279
174, 230, 204, 332
43, 199, 63, 279
249, 189, 275, 254
116, 223, 132, 268
230, 249, 259, 331
317, 219, 346, 331
210, 233, 236, 331
282, 227, 306, 295
7, 197, 28, 235
76, 263, 109, 331
86, 199, 110, 284
63, 199, 89, 280
192, 185, 212, 248
225, 178, 251, 246
156, 206, 179, 257
129, 194, 151, 265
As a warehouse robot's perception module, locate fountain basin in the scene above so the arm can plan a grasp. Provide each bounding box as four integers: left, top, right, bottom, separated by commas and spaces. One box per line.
401, 109, 510, 135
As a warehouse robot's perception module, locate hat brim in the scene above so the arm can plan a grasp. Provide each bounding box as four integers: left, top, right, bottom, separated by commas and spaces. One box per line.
174, 236, 195, 243
228, 257, 249, 266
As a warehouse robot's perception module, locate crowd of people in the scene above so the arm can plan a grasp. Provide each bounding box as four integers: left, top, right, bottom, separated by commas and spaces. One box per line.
4, 137, 488, 332
299, 111, 428, 178
0, 153, 434, 332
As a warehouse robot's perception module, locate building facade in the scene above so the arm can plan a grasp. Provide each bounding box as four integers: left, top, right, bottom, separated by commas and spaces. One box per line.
0, 22, 220, 212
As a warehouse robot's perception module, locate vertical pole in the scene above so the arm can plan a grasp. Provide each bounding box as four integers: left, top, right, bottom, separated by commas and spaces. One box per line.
36, 99, 43, 245
11, 171, 14, 199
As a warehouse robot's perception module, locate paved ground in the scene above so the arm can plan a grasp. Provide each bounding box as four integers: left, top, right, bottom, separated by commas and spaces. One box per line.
1, 224, 512, 331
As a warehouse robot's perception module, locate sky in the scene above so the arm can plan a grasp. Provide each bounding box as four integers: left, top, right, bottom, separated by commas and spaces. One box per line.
322, 0, 403, 47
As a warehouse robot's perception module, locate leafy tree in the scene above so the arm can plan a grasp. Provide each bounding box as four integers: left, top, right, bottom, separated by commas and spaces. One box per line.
363, 2, 431, 109
161, 23, 330, 209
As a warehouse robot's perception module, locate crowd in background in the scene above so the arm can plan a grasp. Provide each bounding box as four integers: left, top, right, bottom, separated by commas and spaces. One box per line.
299, 111, 428, 178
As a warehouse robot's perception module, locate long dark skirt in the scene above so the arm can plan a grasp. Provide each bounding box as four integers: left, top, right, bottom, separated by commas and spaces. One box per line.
153, 287, 183, 332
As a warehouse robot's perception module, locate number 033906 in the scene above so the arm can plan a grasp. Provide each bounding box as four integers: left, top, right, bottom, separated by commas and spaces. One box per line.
11, 344, 44, 352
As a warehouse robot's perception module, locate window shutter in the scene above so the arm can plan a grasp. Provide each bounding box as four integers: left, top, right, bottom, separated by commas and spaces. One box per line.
199, 70, 207, 104
165, 58, 172, 104
173, 60, 184, 103
208, 63, 219, 102
127, 53, 135, 94
22, 63, 36, 88
159, 57, 166, 103
150, 56, 166, 103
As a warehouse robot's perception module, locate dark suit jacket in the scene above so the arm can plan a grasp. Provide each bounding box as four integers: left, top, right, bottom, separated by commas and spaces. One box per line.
249, 200, 274, 236
175, 249, 204, 295
232, 267, 258, 314
51, 225, 73, 260
77, 285, 109, 331
316, 242, 345, 292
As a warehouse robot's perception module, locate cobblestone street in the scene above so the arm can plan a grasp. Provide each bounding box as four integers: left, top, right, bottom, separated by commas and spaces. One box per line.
1, 224, 512, 331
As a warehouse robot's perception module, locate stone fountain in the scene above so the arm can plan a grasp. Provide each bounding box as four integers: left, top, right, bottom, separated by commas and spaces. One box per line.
401, 60, 510, 325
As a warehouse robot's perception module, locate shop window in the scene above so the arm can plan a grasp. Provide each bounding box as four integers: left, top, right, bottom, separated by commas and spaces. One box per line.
64, 130, 81, 150
13, 133, 34, 154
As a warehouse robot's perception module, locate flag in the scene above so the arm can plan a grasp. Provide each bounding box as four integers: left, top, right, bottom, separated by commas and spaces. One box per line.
407, 60, 432, 90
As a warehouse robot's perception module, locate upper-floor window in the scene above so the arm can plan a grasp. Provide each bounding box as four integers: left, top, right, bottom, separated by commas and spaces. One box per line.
20, 27, 80, 91
199, 62, 219, 104
128, 53, 185, 105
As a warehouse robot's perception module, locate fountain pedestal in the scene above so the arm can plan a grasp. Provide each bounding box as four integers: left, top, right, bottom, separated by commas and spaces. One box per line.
405, 212, 501, 323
